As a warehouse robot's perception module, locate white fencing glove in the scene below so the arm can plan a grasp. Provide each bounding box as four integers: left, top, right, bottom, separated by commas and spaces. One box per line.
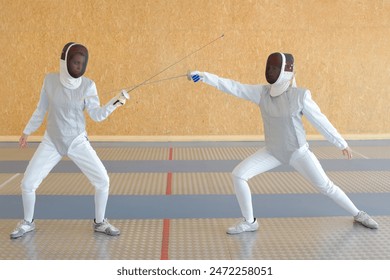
112, 90, 130, 107
187, 70, 204, 83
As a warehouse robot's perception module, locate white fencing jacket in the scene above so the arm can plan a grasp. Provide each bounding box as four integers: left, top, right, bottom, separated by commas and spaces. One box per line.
202, 72, 348, 163
24, 73, 117, 155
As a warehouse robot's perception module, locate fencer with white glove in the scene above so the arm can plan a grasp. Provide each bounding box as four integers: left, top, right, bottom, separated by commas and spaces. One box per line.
11, 42, 123, 239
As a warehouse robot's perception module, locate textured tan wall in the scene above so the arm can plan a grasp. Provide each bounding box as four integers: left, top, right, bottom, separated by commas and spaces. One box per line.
1, 0, 390, 139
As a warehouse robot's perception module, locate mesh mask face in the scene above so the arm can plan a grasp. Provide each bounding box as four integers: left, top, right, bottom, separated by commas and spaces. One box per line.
61, 43, 89, 78
265, 52, 282, 84
265, 52, 294, 84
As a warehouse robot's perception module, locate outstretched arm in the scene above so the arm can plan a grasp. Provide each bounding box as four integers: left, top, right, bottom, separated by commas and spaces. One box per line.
189, 71, 264, 104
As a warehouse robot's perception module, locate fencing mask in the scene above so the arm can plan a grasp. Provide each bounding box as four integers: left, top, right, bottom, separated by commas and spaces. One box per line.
60, 42, 89, 89
265, 52, 296, 97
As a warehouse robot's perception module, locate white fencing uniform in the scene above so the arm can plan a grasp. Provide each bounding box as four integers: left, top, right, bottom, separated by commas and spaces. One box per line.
201, 72, 360, 222
21, 73, 119, 223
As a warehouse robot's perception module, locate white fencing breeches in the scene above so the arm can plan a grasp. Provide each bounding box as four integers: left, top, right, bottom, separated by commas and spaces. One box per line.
21, 133, 109, 223
231, 147, 359, 222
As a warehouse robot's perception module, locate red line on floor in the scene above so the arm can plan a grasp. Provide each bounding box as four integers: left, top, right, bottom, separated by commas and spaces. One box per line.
160, 219, 170, 260
161, 147, 173, 260
168, 146, 173, 161
166, 173, 172, 195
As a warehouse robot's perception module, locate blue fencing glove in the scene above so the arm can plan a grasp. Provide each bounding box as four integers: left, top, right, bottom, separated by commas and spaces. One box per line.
187, 70, 204, 83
